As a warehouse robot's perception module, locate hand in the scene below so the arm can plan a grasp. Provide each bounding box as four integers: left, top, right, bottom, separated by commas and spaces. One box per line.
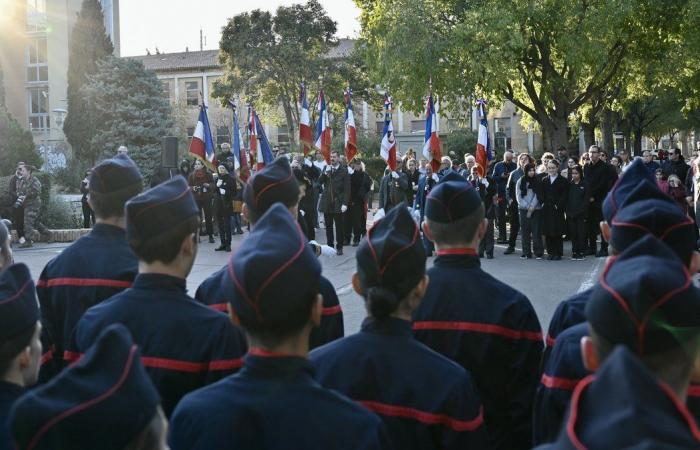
325, 165, 332, 173
216, 179, 223, 187
431, 173, 439, 182
218, 188, 225, 195
391, 171, 399, 179
320, 245, 336, 257
589, 197, 594, 203
687, 196, 694, 206
341, 205, 348, 213
304, 158, 313, 167
347, 167, 355, 175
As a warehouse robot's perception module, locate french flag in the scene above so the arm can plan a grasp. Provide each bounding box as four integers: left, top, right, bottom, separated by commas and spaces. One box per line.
380, 93, 397, 171
344, 88, 357, 163
227, 100, 246, 171
299, 83, 313, 156
475, 99, 492, 176
248, 106, 274, 170
189, 105, 217, 168
314, 90, 331, 164
422, 94, 442, 172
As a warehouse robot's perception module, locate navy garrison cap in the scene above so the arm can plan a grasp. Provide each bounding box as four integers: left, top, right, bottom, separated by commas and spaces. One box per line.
425, 171, 482, 222
586, 235, 700, 355
0, 263, 39, 342
357, 204, 426, 297
602, 158, 655, 222
89, 154, 143, 194
611, 182, 695, 266
125, 175, 198, 241
10, 324, 160, 450
243, 157, 299, 218
222, 203, 321, 327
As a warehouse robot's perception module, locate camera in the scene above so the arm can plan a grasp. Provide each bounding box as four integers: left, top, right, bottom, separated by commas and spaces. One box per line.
13, 197, 24, 209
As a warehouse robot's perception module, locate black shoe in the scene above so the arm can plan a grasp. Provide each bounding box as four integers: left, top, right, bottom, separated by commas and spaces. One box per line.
478, 253, 484, 258
208, 236, 215, 244
504, 246, 515, 255
536, 254, 543, 260
215, 245, 226, 251
554, 255, 562, 261
486, 254, 494, 259
351, 241, 359, 247
520, 254, 528, 259
336, 248, 343, 256
595, 249, 608, 257
225, 246, 231, 252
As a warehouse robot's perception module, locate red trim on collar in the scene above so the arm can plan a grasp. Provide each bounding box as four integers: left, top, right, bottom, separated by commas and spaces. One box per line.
358, 400, 484, 432
207, 303, 229, 312
435, 248, 478, 256
657, 380, 700, 443
566, 374, 594, 450
36, 278, 132, 289
541, 374, 581, 391
248, 347, 298, 358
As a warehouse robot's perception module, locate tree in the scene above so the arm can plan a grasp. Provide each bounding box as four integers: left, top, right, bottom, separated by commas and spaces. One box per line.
63, 0, 114, 166
82, 56, 173, 181
0, 111, 43, 176
356, 0, 692, 152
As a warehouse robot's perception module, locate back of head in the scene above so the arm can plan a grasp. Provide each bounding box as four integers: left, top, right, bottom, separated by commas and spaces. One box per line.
424, 172, 484, 246
602, 158, 655, 223
89, 155, 144, 219
243, 157, 300, 224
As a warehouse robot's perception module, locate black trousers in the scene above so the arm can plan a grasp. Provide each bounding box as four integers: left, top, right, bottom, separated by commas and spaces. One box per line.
216, 208, 232, 246
479, 218, 495, 256
343, 208, 353, 244
13, 205, 25, 238
507, 200, 520, 247
198, 199, 214, 237
568, 215, 587, 255
324, 213, 345, 250
82, 202, 94, 228
496, 199, 507, 240
350, 202, 366, 243
545, 235, 564, 257
587, 203, 607, 251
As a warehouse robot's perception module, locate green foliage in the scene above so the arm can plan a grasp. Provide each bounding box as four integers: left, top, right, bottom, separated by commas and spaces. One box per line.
0, 111, 43, 176
363, 156, 387, 184
52, 161, 85, 193
330, 129, 382, 158
63, 0, 114, 166
81, 56, 174, 181
43, 197, 81, 229
443, 129, 477, 161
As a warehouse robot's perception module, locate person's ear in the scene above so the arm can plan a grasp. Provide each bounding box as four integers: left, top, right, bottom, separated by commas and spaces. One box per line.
17, 345, 32, 371
310, 294, 323, 327
600, 221, 611, 242
228, 306, 241, 326
422, 221, 434, 241
408, 275, 430, 310
581, 336, 601, 372
180, 232, 196, 258
351, 272, 363, 296
690, 251, 700, 274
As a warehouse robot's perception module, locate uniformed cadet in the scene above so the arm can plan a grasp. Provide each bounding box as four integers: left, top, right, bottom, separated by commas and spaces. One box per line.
0, 219, 13, 269
37, 155, 143, 381
411, 171, 543, 450
195, 157, 343, 349
0, 264, 41, 450
16, 165, 45, 248
169, 204, 391, 450
11, 324, 167, 450
539, 237, 700, 449
311, 204, 489, 450
65, 176, 247, 416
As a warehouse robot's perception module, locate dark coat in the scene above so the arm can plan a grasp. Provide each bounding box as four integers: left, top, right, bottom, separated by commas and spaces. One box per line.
311, 317, 489, 450
194, 267, 344, 350
413, 175, 438, 220
378, 172, 409, 211
412, 252, 543, 450
662, 159, 690, 184
565, 180, 588, 218
0, 381, 22, 450
540, 175, 568, 236
169, 354, 392, 450
469, 175, 497, 219
403, 168, 421, 205
37, 224, 138, 381
214, 173, 236, 216
350, 170, 372, 206
493, 161, 517, 198
67, 273, 248, 416
319, 165, 351, 214
582, 160, 616, 205
188, 169, 214, 204
542, 288, 591, 368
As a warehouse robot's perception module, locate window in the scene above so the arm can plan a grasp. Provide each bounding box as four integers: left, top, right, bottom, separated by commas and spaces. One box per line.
160, 80, 172, 102
26, 0, 47, 32
28, 87, 49, 131
376, 121, 385, 134
186, 127, 195, 139
494, 117, 512, 151
185, 81, 199, 106
216, 126, 229, 145
26, 38, 48, 82
410, 120, 424, 133
277, 125, 289, 144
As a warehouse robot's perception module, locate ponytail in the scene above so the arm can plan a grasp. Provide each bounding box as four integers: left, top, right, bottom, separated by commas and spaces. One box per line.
366, 286, 401, 320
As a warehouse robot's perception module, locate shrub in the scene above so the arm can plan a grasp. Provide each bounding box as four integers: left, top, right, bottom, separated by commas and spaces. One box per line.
44, 197, 81, 229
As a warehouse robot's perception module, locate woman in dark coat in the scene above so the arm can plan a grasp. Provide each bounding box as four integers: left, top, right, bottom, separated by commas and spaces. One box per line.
541, 160, 568, 260
566, 165, 588, 260
187, 159, 215, 243
213, 163, 236, 252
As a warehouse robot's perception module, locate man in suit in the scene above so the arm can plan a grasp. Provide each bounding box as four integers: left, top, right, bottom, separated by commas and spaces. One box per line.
319, 151, 351, 255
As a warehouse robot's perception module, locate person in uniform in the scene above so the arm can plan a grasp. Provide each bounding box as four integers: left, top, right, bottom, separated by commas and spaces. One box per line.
65, 176, 247, 416
0, 264, 41, 450
413, 164, 439, 257
378, 160, 409, 214
412, 171, 543, 450
348, 158, 371, 246
213, 163, 235, 252
319, 150, 351, 255
37, 155, 143, 381
187, 159, 215, 243
492, 151, 516, 244
11, 324, 167, 450
16, 165, 45, 248
540, 237, 700, 449
169, 204, 391, 450
194, 158, 344, 350
311, 205, 488, 450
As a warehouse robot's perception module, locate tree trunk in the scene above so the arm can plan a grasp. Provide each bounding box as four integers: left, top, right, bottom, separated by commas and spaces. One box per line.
542, 113, 569, 155
282, 101, 297, 149
581, 123, 595, 150
633, 130, 643, 156
601, 109, 614, 154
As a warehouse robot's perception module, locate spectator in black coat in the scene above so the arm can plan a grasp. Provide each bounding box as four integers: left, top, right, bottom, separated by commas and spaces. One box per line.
213, 164, 235, 252
540, 160, 568, 260
662, 147, 690, 184
348, 160, 371, 246
80, 170, 94, 228
583, 145, 617, 257
566, 165, 588, 260
468, 166, 497, 259
403, 158, 421, 206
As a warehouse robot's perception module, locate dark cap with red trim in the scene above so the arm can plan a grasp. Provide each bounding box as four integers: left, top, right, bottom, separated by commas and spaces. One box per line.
586, 235, 700, 355
357, 203, 426, 296
89, 154, 143, 194
221, 203, 321, 329
125, 175, 198, 241
425, 172, 482, 223
10, 324, 160, 450
243, 157, 300, 219
0, 263, 38, 342
602, 158, 655, 222
611, 181, 695, 266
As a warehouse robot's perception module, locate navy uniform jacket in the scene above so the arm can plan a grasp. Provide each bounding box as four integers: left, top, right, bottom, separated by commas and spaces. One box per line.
169, 353, 392, 450
542, 288, 591, 369
539, 347, 700, 449
195, 267, 343, 350
311, 317, 488, 450
0, 381, 22, 450
36, 224, 138, 380
67, 273, 248, 416
412, 251, 543, 450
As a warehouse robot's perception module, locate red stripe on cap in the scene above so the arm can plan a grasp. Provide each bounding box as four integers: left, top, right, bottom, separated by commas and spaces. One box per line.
0, 279, 32, 305
322, 305, 342, 316
541, 374, 581, 391
27, 345, 139, 450
207, 303, 229, 312
566, 375, 594, 450
657, 380, 700, 443
36, 278, 132, 289
412, 321, 543, 341
358, 400, 484, 432
435, 248, 477, 256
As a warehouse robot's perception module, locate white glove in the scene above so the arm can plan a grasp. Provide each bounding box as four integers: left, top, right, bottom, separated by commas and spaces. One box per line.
219, 188, 225, 195
304, 158, 313, 167
300, 209, 306, 217
347, 167, 355, 175
373, 208, 386, 223
431, 173, 439, 182
481, 178, 490, 188
391, 171, 399, 179
325, 165, 332, 173
216, 179, 223, 187
320, 245, 336, 257
413, 184, 418, 191
291, 160, 300, 169
341, 205, 348, 213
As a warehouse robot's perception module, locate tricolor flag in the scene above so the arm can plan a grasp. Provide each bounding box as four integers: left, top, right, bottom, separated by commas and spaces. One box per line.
475, 99, 492, 177
299, 83, 313, 156
344, 88, 358, 163
314, 90, 331, 164
189, 104, 217, 168
422, 93, 442, 172
227, 100, 247, 172
380, 93, 397, 171
248, 106, 274, 170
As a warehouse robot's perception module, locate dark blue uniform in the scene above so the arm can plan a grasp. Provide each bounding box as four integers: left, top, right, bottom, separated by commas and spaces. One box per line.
0, 382, 22, 450
169, 352, 392, 450
412, 250, 543, 450
195, 267, 344, 349
67, 273, 247, 416
37, 223, 138, 379
540, 347, 700, 449
311, 317, 488, 450
542, 288, 590, 368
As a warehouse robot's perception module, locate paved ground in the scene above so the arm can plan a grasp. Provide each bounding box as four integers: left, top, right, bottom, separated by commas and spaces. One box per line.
12, 231, 604, 335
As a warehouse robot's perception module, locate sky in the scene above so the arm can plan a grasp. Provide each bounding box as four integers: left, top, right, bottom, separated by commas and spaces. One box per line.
119, 0, 362, 56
